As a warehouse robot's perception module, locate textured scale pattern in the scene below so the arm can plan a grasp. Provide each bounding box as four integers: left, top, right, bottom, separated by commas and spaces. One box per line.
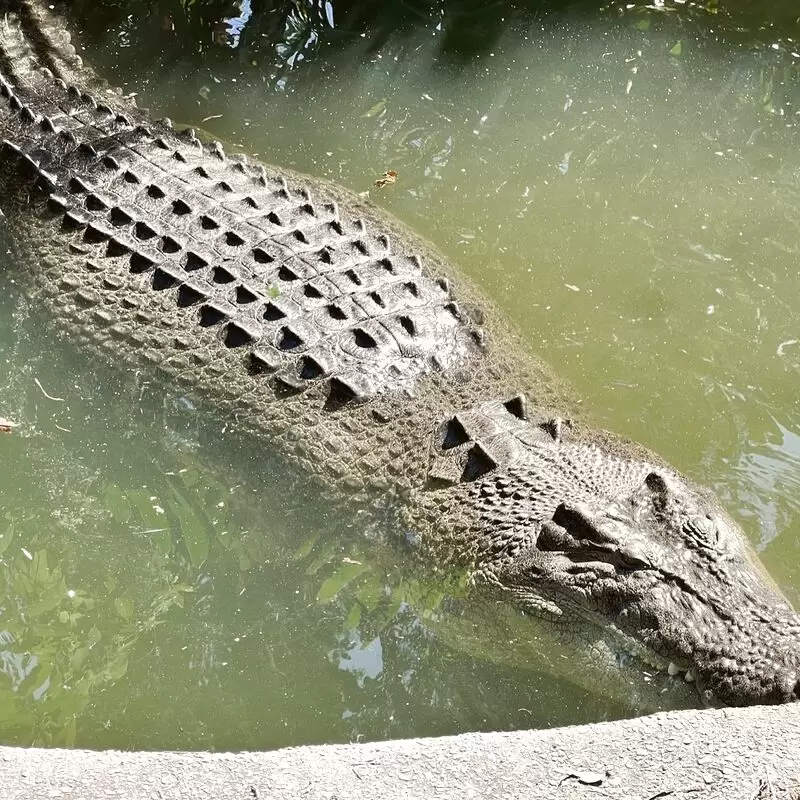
1, 70, 477, 404
2, 1, 800, 709
0, 0, 552, 494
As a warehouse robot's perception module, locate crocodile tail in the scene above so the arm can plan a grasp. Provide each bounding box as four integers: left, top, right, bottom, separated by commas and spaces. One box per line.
0, 0, 136, 110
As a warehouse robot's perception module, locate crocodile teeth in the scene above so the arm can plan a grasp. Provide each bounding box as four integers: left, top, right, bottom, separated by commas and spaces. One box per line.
685, 669, 696, 683
668, 662, 681, 676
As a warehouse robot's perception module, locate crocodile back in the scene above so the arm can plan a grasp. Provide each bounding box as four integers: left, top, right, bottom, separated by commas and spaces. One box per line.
0, 1, 566, 497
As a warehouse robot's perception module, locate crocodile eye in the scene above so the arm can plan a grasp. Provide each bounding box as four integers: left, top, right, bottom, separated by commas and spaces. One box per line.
684, 515, 719, 545
642, 471, 670, 514
644, 472, 669, 493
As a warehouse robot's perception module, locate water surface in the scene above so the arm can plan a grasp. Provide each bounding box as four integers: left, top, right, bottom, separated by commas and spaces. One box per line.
1, 0, 799, 749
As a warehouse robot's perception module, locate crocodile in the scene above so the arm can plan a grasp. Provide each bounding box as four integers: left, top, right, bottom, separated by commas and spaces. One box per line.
0, 0, 798, 709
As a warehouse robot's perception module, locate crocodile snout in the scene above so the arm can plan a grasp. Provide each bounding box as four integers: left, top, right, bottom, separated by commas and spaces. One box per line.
696, 648, 800, 707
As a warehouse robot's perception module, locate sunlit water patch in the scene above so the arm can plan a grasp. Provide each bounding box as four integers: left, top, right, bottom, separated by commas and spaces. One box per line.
1, 0, 799, 748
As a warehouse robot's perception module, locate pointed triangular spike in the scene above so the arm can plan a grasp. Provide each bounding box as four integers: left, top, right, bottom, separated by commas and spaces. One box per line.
441, 415, 471, 450
274, 372, 306, 394
504, 394, 528, 421
538, 417, 571, 443
327, 375, 372, 404
248, 349, 281, 375
461, 441, 498, 482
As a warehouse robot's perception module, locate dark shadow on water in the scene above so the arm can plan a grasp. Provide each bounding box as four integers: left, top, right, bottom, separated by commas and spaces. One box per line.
66, 0, 800, 88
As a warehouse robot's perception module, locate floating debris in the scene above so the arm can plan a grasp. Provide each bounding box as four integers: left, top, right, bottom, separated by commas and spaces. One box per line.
34, 377, 65, 402
374, 169, 398, 188
0, 417, 16, 434
362, 98, 386, 119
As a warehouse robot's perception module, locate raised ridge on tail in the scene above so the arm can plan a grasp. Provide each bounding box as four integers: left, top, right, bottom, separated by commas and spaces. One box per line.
0, 0, 135, 109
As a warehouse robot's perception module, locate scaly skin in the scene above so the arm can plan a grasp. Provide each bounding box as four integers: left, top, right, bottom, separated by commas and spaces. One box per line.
0, 0, 798, 707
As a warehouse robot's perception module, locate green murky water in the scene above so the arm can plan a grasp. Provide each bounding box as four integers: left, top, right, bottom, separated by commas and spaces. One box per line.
1, 0, 799, 750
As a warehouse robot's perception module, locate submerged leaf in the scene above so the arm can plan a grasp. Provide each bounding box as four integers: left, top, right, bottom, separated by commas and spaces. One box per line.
104, 654, 129, 682
176, 509, 210, 568
114, 597, 135, 621
362, 98, 386, 118
345, 603, 362, 630
316, 561, 369, 603
104, 485, 132, 525
0, 516, 14, 556
70, 646, 90, 671
292, 532, 319, 561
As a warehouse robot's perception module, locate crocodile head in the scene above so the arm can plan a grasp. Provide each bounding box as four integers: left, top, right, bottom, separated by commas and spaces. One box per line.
500, 470, 800, 707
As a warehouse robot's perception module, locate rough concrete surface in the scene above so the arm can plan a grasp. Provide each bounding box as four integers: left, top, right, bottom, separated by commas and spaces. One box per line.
1, 705, 799, 800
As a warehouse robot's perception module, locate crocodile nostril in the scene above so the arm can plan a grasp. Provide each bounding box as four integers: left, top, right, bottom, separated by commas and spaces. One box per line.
552, 502, 588, 529
551, 502, 601, 541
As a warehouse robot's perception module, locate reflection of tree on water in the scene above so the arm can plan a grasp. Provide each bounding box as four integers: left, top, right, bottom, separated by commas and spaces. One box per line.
221, 0, 253, 48
0, 354, 683, 748
728, 417, 800, 600
70, 0, 800, 100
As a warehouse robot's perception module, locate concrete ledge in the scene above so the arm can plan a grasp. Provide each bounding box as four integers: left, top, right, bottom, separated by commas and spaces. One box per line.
2, 705, 799, 799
